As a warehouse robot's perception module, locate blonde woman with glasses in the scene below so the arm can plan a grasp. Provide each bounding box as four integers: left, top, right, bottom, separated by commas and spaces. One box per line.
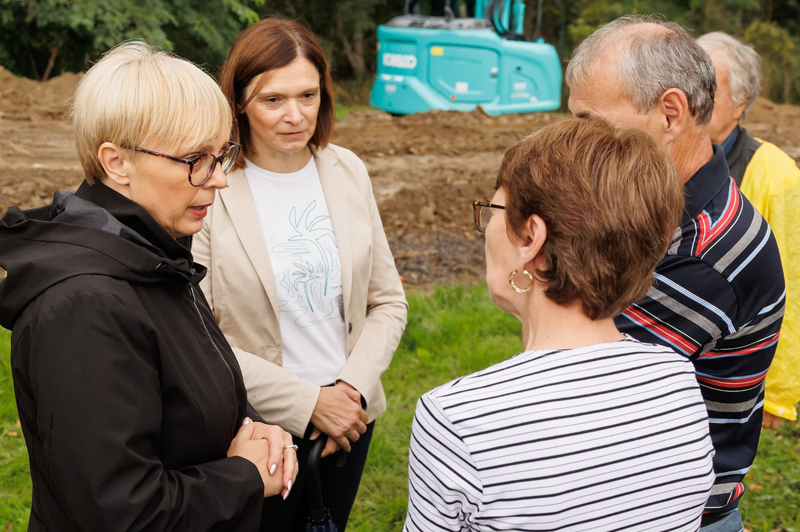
0, 42, 297, 532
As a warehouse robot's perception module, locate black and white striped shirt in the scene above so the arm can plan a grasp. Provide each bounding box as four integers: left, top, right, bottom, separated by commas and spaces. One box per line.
404, 338, 715, 532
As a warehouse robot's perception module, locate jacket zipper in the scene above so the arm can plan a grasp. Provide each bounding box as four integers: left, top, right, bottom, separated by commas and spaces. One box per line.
188, 283, 239, 424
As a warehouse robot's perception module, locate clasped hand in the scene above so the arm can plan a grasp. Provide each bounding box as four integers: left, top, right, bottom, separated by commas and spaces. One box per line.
310, 381, 368, 457
227, 418, 299, 499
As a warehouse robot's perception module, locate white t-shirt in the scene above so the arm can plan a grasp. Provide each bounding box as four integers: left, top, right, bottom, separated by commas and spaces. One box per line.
245, 156, 347, 386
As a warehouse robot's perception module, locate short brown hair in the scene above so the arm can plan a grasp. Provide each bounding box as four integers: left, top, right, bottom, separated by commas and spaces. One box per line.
219, 18, 335, 169
496, 118, 684, 319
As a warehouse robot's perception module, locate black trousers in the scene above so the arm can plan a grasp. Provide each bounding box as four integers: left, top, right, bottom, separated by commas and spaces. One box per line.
261, 422, 375, 532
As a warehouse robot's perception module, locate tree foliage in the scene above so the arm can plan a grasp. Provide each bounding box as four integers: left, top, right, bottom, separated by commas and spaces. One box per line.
564, 0, 800, 103
0, 0, 261, 80
3, 0, 800, 104
743, 20, 797, 102
255, 0, 402, 80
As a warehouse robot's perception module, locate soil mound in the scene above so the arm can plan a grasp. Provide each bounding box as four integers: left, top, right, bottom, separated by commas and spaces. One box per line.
0, 67, 82, 121
332, 110, 565, 283
3, 82, 800, 285
335, 108, 564, 158
744, 97, 800, 160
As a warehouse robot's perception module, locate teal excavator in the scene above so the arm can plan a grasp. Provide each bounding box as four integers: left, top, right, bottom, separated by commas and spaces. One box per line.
369, 0, 564, 115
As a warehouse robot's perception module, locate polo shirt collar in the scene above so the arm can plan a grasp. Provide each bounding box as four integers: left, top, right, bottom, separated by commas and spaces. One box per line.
721, 125, 740, 156
682, 144, 731, 223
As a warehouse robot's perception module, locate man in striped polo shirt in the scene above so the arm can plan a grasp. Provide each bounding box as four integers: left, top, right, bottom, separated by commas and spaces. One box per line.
567, 16, 785, 531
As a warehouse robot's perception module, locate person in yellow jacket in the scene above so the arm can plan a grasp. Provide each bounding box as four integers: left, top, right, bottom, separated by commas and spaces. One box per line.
699, 32, 800, 428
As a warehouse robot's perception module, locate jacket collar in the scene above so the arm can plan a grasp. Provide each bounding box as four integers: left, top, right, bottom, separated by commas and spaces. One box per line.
220, 169, 281, 320
220, 145, 353, 320
725, 127, 762, 188
315, 147, 353, 316
75, 180, 204, 284
682, 144, 732, 223
75, 180, 195, 264
721, 125, 740, 157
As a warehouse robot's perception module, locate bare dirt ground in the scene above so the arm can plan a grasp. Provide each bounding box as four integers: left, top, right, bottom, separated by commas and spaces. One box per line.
2, 66, 800, 285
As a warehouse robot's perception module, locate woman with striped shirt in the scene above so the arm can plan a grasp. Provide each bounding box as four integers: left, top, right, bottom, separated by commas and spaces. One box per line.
405, 118, 715, 532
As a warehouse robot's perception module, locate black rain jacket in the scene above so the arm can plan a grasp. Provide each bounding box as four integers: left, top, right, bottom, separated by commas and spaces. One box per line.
0, 181, 266, 531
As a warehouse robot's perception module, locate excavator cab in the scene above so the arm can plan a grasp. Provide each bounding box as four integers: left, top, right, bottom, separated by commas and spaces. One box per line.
369, 0, 563, 115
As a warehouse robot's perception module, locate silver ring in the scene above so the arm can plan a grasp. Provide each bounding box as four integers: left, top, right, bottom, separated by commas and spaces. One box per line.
284, 444, 299, 452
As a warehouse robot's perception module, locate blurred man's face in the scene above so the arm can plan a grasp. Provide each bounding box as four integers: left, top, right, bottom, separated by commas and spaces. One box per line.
706, 49, 748, 145
568, 63, 668, 147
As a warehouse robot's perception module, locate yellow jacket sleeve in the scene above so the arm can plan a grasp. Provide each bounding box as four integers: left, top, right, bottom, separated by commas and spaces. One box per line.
740, 140, 800, 421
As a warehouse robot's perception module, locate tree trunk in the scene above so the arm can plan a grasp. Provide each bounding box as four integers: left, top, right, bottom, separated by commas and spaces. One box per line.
524, 0, 537, 39
28, 52, 40, 81
337, 14, 367, 80
352, 22, 366, 79
25, 0, 35, 23
784, 67, 791, 103
764, 0, 773, 20
42, 44, 59, 82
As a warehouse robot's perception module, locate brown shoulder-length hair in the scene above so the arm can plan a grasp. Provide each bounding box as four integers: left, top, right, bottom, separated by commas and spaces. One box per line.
496, 117, 684, 320
219, 18, 335, 169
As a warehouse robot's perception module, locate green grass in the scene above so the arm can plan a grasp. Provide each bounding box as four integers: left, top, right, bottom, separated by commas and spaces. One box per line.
1, 286, 798, 531
336, 103, 373, 121
740, 420, 800, 532
0, 328, 31, 531
334, 77, 375, 120
350, 285, 800, 532
348, 285, 524, 531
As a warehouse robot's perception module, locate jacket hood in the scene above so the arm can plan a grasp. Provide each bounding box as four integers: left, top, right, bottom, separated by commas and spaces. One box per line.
0, 180, 205, 328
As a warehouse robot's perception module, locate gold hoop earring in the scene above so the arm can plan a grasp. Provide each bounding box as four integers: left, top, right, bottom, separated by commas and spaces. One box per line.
508, 269, 534, 293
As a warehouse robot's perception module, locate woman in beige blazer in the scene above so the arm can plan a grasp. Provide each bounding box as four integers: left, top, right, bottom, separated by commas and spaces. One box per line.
193, 19, 407, 532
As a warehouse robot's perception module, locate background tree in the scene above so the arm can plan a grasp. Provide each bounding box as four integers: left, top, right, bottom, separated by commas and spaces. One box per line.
0, 0, 262, 80
256, 0, 400, 80
744, 20, 798, 102
5, 0, 800, 106
690, 0, 760, 34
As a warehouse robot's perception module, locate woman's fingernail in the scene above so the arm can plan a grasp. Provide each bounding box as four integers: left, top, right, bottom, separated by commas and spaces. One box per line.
243, 417, 251, 425
270, 464, 277, 475
282, 489, 289, 500
288, 480, 293, 491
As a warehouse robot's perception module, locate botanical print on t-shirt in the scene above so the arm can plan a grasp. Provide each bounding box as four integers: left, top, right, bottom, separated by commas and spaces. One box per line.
271, 200, 345, 328
245, 155, 348, 386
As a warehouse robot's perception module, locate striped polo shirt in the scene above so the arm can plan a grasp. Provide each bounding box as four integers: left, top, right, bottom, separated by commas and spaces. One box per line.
404, 339, 715, 532
616, 145, 785, 517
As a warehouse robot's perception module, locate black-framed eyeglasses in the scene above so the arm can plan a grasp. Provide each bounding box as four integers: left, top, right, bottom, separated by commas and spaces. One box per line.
124, 141, 241, 187
472, 199, 505, 234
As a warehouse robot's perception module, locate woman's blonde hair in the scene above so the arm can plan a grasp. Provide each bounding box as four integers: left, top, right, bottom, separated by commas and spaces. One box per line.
71, 41, 232, 185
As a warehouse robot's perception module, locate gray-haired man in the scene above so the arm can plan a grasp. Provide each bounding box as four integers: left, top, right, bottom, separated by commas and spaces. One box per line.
698, 31, 800, 434
566, 16, 786, 531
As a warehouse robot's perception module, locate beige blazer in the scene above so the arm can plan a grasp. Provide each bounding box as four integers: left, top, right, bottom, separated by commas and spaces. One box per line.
193, 144, 408, 437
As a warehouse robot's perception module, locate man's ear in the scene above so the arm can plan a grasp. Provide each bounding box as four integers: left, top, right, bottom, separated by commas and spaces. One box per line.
733, 101, 748, 123
516, 214, 547, 274
659, 88, 690, 144
97, 142, 131, 187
